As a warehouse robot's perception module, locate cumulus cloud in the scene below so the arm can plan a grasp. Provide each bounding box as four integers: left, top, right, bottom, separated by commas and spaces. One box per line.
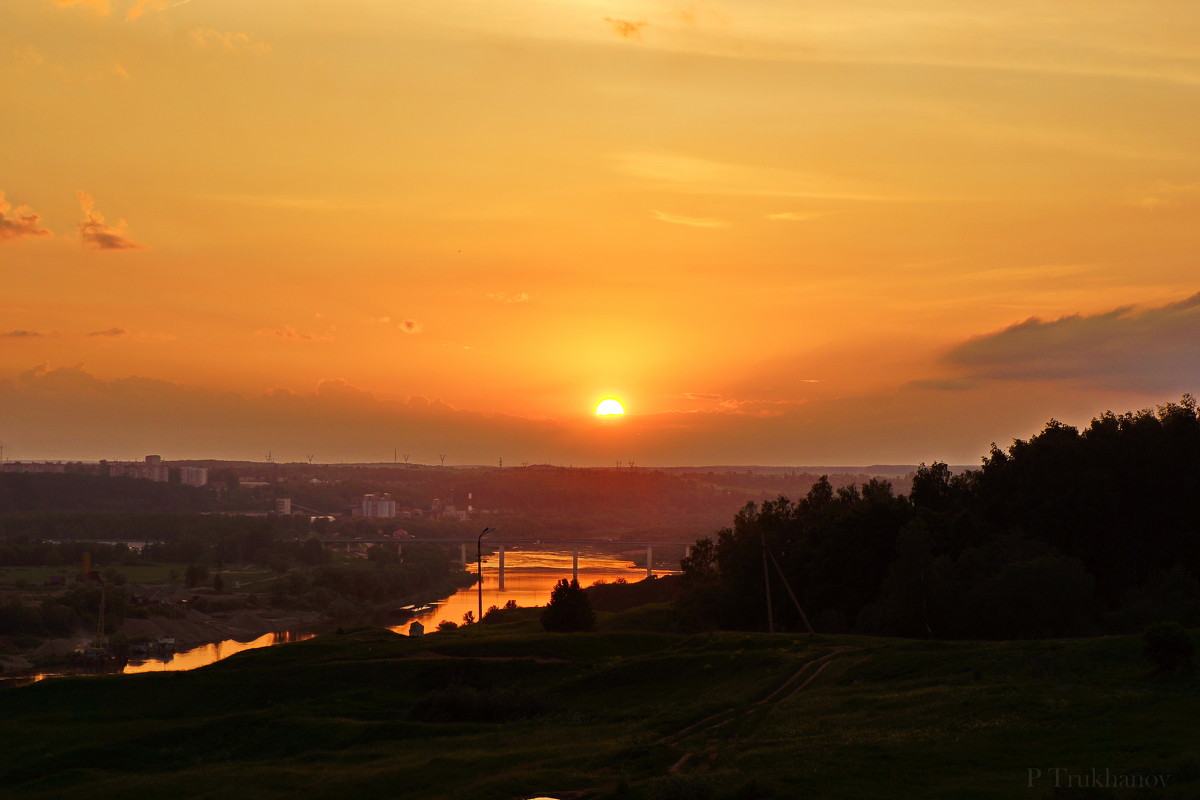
943, 292, 1200, 393
603, 18, 647, 40
18, 362, 108, 394
77, 190, 144, 250
256, 326, 334, 342
88, 327, 127, 338
0, 192, 53, 241
189, 28, 271, 55
651, 210, 729, 228
486, 292, 530, 304
400, 320, 423, 334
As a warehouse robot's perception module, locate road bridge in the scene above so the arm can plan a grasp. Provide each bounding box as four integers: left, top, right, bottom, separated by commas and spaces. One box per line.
315, 537, 688, 584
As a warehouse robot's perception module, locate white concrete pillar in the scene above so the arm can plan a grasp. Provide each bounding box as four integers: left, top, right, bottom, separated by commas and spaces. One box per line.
460, 542, 468, 566
498, 545, 506, 591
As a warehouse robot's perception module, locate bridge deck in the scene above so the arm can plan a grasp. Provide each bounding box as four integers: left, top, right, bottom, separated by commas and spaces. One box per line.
316, 538, 686, 547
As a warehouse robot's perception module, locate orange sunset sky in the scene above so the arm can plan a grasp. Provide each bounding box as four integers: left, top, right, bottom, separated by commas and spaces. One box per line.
2, 0, 1199, 466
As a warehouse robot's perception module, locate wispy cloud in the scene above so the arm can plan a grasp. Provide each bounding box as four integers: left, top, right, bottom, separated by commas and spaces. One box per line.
190, 28, 271, 55
88, 327, 127, 338
125, 0, 167, 21
1, 330, 44, 338
77, 190, 144, 250
0, 192, 53, 241
256, 326, 334, 342
1135, 180, 1200, 210
621, 152, 922, 202
604, 18, 647, 41
766, 211, 835, 222
651, 210, 729, 228
486, 292, 530, 304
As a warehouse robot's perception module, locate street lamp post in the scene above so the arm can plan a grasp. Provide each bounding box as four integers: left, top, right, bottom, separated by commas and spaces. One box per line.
477, 527, 495, 628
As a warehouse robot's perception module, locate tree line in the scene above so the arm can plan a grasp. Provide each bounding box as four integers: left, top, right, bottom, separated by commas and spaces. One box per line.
679, 397, 1200, 639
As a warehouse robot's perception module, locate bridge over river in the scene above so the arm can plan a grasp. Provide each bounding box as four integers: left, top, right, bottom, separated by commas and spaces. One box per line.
317, 537, 689, 587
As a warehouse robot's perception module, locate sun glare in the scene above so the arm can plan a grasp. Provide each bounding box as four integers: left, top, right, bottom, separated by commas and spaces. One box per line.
596, 398, 625, 416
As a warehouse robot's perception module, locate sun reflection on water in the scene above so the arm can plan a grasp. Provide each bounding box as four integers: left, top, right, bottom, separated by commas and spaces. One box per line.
123, 631, 314, 674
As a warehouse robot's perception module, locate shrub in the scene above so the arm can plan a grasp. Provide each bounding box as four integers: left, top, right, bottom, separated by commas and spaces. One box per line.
1143, 621, 1196, 672
541, 578, 595, 632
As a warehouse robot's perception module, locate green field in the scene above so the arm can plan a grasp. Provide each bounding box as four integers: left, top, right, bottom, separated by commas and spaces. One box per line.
0, 623, 1196, 799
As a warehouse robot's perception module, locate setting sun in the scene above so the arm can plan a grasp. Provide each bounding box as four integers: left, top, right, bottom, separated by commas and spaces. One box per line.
596, 398, 625, 416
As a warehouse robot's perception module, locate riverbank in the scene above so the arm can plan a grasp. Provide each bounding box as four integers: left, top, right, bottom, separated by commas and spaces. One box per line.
120, 606, 327, 650
0, 606, 329, 675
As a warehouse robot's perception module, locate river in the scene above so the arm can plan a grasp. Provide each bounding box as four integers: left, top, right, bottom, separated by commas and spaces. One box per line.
123, 631, 314, 674
2, 548, 678, 686
393, 547, 678, 633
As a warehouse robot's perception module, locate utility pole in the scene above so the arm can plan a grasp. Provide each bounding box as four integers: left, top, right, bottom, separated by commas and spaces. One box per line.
477, 527, 495, 631
767, 550, 815, 635
761, 530, 774, 634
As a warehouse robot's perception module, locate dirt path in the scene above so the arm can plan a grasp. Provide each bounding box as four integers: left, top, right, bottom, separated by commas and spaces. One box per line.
663, 645, 856, 773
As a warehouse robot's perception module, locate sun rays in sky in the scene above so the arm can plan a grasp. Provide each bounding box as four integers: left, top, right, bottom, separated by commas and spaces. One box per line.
3, 1, 1200, 464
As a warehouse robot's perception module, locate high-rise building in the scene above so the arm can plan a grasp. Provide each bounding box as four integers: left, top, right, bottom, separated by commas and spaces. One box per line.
180, 466, 208, 487
143, 455, 169, 482
109, 455, 169, 482
361, 493, 397, 518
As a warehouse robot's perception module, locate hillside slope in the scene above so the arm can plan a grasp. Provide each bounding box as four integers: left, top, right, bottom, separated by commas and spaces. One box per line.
0, 627, 1196, 799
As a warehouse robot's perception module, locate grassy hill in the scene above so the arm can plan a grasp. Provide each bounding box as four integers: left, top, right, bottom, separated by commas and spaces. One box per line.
0, 624, 1196, 799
